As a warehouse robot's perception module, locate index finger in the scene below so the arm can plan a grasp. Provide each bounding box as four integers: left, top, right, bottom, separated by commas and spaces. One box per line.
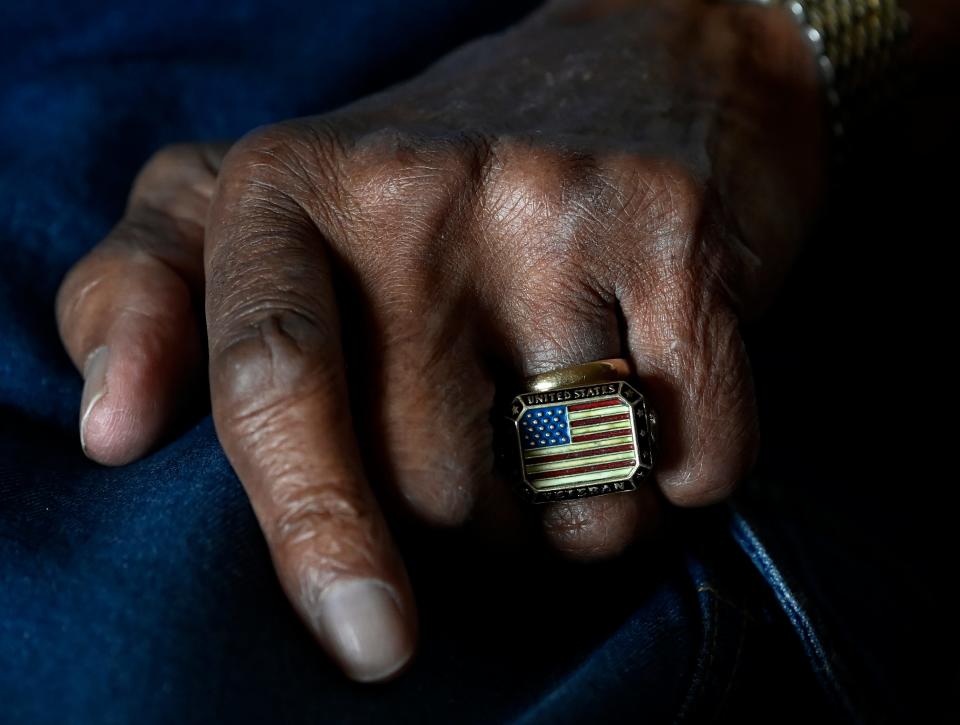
205, 129, 417, 682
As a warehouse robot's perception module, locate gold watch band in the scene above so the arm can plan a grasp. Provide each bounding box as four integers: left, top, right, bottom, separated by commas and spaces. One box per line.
730, 0, 911, 142
789, 0, 911, 137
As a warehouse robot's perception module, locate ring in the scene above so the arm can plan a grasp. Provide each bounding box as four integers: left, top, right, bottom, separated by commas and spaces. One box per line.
503, 358, 658, 504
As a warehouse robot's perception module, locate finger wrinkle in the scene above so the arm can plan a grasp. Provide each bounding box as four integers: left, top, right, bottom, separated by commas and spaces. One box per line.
273, 492, 371, 548
287, 521, 389, 588
218, 366, 333, 431
58, 270, 107, 330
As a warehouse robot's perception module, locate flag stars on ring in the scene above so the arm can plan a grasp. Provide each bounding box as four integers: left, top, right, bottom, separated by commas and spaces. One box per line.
521, 407, 570, 448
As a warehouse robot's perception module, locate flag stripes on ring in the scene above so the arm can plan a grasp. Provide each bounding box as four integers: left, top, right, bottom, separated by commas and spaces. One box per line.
518, 395, 637, 489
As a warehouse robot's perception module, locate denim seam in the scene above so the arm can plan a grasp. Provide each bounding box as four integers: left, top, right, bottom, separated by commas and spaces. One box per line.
695, 585, 758, 624
672, 564, 721, 725
679, 585, 751, 725
709, 596, 748, 724
728, 505, 861, 724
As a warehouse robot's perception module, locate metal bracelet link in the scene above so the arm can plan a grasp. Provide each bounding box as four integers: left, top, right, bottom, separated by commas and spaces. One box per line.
729, 0, 911, 143
787, 0, 911, 138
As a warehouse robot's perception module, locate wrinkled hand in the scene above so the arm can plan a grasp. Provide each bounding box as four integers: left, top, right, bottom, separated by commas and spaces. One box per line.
55, 0, 821, 682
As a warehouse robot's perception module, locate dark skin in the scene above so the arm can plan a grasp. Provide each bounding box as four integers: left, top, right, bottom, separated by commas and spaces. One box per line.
54, 0, 956, 683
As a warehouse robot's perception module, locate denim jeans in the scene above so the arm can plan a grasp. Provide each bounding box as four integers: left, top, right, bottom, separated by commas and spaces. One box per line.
0, 1, 948, 722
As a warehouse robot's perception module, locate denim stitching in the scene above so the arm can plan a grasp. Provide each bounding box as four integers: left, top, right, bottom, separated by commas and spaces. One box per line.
672, 557, 722, 725
709, 596, 748, 724
695, 585, 759, 624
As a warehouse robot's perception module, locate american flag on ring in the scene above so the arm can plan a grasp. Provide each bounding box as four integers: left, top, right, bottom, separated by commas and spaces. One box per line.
519, 396, 637, 490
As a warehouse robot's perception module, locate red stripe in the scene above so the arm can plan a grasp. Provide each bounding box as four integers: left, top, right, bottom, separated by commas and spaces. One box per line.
567, 398, 622, 413
570, 412, 629, 428
529, 458, 636, 482
524, 443, 634, 465
574, 428, 633, 443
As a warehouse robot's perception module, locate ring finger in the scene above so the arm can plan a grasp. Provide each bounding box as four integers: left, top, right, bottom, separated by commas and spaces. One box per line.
494, 271, 663, 561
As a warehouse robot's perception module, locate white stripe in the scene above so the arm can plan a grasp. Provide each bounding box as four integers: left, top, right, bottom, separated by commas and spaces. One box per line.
571, 420, 632, 436
533, 465, 637, 489
524, 450, 636, 474
523, 434, 633, 459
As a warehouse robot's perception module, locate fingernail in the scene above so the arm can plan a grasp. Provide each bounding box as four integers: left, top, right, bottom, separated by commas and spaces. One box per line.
315, 578, 414, 682
80, 346, 109, 454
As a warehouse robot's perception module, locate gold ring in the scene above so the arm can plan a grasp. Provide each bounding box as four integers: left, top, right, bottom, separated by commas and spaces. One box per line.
504, 358, 658, 504
524, 358, 631, 393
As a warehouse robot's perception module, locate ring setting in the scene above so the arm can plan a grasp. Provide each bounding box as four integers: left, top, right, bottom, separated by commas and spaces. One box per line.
504, 359, 658, 504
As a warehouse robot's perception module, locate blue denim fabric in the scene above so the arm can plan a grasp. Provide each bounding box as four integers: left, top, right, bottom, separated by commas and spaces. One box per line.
0, 1, 946, 722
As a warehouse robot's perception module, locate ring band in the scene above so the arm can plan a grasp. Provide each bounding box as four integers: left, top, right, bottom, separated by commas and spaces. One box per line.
524, 358, 631, 393
504, 358, 658, 504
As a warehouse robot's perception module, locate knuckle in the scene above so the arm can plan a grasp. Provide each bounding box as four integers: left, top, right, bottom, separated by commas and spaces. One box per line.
107, 212, 202, 261
640, 163, 706, 247
268, 482, 391, 609
55, 261, 110, 352
480, 138, 580, 235
220, 120, 344, 211
348, 126, 447, 197
56, 251, 191, 347
269, 481, 375, 551
55, 255, 98, 316
211, 306, 339, 425
606, 160, 714, 285
477, 139, 614, 283
485, 138, 573, 199
220, 125, 299, 194
140, 143, 206, 175
225, 122, 302, 173
130, 143, 220, 226
334, 128, 494, 288
340, 127, 482, 250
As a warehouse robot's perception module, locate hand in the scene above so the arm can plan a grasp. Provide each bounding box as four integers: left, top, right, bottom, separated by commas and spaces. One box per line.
55, 0, 822, 682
